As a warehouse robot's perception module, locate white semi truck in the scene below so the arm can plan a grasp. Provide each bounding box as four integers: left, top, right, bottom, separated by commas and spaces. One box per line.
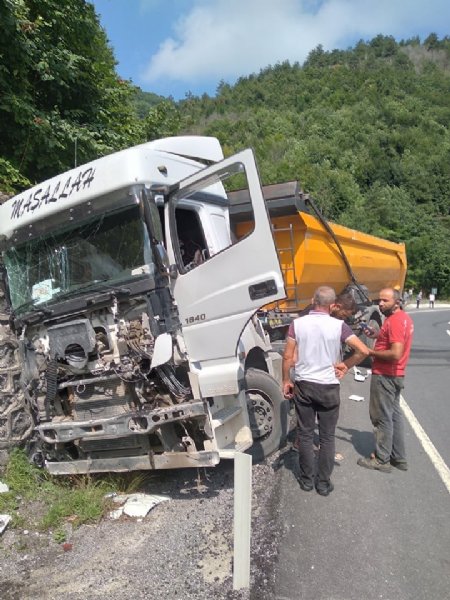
0, 137, 289, 474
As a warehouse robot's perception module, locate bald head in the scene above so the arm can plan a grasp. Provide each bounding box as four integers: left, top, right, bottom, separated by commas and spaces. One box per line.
312, 286, 337, 309
379, 288, 401, 315
382, 287, 401, 301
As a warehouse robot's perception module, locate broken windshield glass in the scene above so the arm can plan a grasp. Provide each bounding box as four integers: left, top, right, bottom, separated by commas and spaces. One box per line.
4, 204, 154, 313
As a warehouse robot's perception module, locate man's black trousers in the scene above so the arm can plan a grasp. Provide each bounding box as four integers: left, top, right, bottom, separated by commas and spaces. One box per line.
293, 380, 340, 491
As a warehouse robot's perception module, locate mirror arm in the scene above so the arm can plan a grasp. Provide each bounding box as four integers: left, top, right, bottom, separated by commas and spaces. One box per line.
139, 190, 168, 277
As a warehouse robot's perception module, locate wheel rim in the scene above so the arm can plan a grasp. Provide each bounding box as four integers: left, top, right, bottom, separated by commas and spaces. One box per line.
246, 388, 274, 441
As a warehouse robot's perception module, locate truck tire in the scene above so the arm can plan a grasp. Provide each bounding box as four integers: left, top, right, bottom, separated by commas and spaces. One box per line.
245, 368, 289, 462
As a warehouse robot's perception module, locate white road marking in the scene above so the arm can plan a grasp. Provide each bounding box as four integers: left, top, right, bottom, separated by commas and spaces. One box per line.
446, 330, 450, 337
400, 395, 450, 494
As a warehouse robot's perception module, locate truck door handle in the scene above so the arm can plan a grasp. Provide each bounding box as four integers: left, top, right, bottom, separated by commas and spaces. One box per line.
248, 279, 278, 300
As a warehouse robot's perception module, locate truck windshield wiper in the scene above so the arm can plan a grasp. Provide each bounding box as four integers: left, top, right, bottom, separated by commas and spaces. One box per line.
50, 280, 132, 302
11, 302, 54, 324
84, 281, 132, 298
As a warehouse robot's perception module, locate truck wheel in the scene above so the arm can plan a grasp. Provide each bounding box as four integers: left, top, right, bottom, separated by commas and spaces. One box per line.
245, 368, 289, 462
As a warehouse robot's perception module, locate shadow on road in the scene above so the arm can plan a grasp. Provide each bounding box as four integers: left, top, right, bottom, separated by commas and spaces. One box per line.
271, 427, 346, 480
336, 425, 374, 456
271, 446, 299, 479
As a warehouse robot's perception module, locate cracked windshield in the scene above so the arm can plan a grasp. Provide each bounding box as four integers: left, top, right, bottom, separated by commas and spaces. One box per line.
4, 204, 154, 313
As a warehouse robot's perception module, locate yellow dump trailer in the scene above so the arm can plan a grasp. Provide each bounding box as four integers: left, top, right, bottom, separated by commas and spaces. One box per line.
265, 211, 406, 311
229, 181, 407, 314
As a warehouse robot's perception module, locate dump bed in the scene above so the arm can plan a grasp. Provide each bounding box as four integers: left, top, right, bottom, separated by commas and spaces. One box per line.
229, 181, 407, 310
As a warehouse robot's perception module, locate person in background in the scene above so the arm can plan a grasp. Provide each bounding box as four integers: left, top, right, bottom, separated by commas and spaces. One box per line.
330, 292, 358, 321
283, 286, 369, 496
402, 290, 409, 306
416, 290, 422, 309
357, 288, 414, 472
429, 292, 435, 308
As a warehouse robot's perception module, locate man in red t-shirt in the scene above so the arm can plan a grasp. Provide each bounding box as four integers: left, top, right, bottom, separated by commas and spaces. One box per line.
357, 288, 414, 472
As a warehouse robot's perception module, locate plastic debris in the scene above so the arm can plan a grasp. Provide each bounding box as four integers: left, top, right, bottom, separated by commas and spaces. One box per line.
0, 514, 11, 535
123, 493, 170, 518
349, 394, 365, 402
353, 367, 366, 382
0, 481, 9, 494
111, 494, 129, 504
107, 493, 170, 519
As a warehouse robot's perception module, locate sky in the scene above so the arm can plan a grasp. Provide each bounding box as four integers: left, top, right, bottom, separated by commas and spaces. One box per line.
90, 0, 450, 100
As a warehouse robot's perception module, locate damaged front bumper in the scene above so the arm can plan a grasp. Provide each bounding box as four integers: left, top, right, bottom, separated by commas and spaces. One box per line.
36, 400, 220, 475
37, 400, 210, 443
44, 450, 220, 475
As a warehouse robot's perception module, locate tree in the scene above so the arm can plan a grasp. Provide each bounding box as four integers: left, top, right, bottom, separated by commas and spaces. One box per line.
424, 33, 439, 51
176, 34, 450, 294
144, 99, 181, 141
0, 0, 142, 188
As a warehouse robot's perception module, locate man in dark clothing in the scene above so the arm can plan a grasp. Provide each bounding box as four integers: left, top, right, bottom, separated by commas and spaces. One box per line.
283, 286, 369, 496
357, 288, 414, 472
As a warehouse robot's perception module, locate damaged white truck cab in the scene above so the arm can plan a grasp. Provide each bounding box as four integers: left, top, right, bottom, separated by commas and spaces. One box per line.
0, 136, 288, 475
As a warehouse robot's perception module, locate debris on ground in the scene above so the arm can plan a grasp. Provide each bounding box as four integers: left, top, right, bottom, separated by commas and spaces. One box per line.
107, 493, 171, 519
0, 514, 11, 535
349, 394, 365, 402
353, 367, 367, 382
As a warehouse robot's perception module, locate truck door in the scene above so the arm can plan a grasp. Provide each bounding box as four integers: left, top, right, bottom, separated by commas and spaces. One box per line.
167, 149, 285, 372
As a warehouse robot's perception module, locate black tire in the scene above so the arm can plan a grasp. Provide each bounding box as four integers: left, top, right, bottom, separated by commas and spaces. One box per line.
245, 368, 289, 462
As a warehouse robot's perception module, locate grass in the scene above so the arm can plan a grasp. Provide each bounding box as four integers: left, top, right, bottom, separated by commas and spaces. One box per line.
0, 449, 153, 534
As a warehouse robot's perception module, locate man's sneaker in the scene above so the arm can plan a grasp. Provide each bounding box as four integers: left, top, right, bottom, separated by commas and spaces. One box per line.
390, 458, 408, 471
357, 456, 392, 473
316, 481, 334, 496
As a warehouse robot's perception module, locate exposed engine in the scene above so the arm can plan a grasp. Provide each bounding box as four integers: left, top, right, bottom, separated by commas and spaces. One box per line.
18, 294, 215, 474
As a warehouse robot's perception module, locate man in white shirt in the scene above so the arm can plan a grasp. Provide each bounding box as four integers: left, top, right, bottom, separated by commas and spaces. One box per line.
282, 286, 369, 496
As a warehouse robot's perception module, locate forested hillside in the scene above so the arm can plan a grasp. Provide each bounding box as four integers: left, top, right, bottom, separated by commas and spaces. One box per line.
0, 0, 449, 295
176, 36, 450, 295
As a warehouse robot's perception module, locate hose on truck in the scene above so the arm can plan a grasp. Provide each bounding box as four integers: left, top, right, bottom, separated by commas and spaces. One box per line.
304, 194, 371, 304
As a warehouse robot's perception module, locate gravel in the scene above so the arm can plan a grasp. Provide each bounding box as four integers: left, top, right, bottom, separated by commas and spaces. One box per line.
0, 451, 288, 600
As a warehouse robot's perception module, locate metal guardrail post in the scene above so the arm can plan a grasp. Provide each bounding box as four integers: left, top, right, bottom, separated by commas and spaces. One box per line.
233, 451, 252, 590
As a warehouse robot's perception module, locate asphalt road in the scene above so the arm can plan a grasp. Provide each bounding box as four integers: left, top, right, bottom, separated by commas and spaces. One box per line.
271, 307, 450, 600
403, 306, 450, 466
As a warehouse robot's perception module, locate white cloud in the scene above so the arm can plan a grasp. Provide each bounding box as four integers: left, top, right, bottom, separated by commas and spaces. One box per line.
142, 0, 450, 86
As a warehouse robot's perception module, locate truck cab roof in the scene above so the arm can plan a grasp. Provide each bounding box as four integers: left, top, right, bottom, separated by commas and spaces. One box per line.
0, 136, 223, 242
